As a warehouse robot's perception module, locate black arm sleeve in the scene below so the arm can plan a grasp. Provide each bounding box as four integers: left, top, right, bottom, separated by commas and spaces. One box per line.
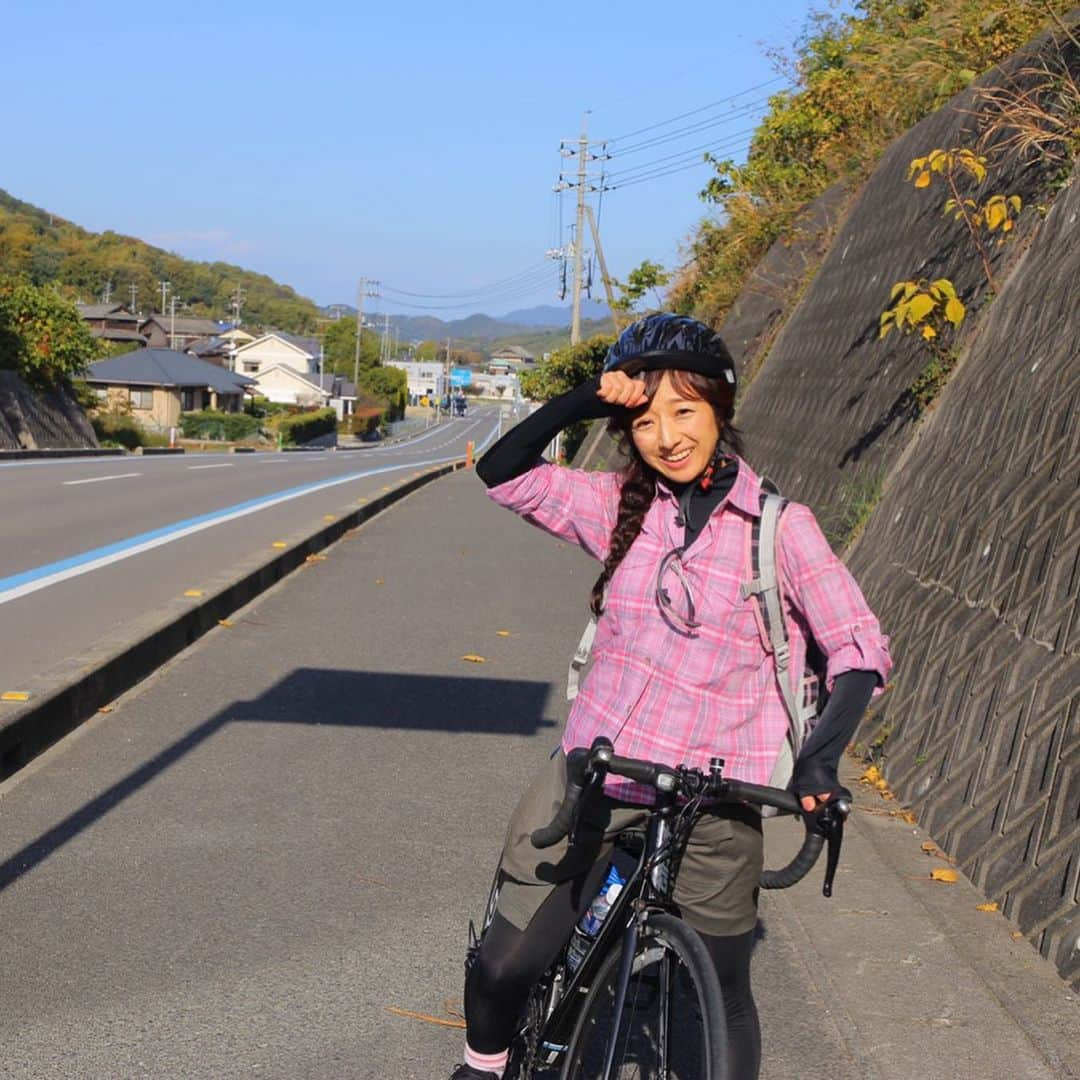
475, 376, 614, 488
790, 669, 878, 797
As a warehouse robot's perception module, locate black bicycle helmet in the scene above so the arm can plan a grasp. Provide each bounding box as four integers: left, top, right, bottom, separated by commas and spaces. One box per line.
603, 313, 736, 389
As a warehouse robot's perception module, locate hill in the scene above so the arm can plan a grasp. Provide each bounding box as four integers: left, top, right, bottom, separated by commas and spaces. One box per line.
0, 189, 322, 332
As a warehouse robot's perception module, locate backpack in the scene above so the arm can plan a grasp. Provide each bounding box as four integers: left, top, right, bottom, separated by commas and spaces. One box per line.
566, 479, 827, 792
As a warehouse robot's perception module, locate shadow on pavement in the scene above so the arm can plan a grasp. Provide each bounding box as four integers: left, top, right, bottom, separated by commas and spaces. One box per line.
0, 668, 556, 892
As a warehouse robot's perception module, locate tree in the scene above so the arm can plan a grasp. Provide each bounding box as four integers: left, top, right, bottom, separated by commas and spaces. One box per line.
519, 334, 614, 402
414, 339, 440, 361
323, 316, 380, 375
0, 275, 101, 386
358, 365, 408, 421
612, 260, 671, 313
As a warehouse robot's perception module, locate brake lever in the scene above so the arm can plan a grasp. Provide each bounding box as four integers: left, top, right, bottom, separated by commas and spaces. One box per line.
568, 745, 611, 846
817, 787, 852, 898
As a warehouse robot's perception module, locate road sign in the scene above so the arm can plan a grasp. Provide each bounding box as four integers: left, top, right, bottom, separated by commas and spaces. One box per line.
450, 368, 472, 387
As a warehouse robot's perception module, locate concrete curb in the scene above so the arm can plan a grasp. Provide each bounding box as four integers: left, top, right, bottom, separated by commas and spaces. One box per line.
0, 448, 126, 460
0, 460, 465, 781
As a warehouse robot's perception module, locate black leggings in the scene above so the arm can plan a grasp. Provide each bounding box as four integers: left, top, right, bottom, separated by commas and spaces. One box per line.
465, 879, 760, 1079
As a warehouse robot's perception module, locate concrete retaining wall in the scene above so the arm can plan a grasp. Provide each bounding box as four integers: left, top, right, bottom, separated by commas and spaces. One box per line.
0, 371, 97, 450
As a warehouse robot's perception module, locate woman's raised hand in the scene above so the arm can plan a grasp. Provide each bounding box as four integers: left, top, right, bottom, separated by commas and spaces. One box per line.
597, 370, 649, 409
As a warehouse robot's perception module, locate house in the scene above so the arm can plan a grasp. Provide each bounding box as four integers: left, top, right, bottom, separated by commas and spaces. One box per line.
84, 348, 255, 430
139, 314, 224, 350
488, 344, 534, 375
76, 302, 147, 348
231, 332, 321, 378
185, 336, 232, 367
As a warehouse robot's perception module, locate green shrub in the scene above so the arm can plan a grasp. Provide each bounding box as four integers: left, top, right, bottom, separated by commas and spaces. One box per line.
91, 412, 168, 449
179, 409, 261, 441
278, 407, 337, 445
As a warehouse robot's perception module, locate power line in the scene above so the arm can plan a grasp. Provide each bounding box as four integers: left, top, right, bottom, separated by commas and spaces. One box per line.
380, 262, 551, 300
604, 76, 786, 145
605, 128, 756, 182
606, 145, 752, 191
610, 97, 772, 157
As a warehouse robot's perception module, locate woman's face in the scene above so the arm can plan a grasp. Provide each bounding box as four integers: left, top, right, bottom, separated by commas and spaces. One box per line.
629, 372, 721, 484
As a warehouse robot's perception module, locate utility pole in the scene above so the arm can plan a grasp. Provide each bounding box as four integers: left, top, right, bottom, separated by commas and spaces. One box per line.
102, 279, 113, 304
553, 116, 611, 346
570, 121, 588, 345
230, 284, 245, 327
352, 278, 380, 389
158, 280, 171, 315
168, 293, 180, 350
586, 205, 622, 331
129, 283, 138, 314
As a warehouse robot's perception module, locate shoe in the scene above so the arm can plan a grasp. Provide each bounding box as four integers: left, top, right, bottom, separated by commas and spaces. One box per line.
448, 1066, 500, 1080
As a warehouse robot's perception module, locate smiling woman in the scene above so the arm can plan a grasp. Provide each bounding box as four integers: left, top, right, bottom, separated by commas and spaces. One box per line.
457, 312, 892, 1080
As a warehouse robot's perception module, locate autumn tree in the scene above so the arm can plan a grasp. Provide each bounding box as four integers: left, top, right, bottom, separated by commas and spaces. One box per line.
0, 275, 101, 386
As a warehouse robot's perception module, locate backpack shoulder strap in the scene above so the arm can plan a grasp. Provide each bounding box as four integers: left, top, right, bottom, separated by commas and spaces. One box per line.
741, 485, 804, 756
567, 614, 597, 701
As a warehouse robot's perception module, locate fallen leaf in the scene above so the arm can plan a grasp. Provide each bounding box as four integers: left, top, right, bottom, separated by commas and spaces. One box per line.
272, 541, 287, 549
862, 765, 882, 784
1, 691, 30, 702
323, 514, 336, 521
874, 778, 889, 791
375, 578, 385, 586
385, 1006, 465, 1030
97, 705, 114, 713
1011, 930, 1025, 941
496, 630, 513, 637
930, 868, 959, 883
183, 589, 204, 597
921, 841, 941, 854
461, 654, 487, 663
218, 619, 233, 628
975, 902, 999, 912
897, 810, 918, 825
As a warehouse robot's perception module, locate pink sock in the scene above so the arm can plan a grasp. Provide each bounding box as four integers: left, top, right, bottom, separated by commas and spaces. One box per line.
464, 1043, 508, 1077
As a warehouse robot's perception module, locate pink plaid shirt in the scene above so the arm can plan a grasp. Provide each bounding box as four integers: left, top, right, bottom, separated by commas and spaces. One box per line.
489, 457, 892, 802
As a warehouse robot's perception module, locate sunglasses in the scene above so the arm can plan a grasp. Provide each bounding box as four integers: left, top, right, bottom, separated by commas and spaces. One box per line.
654, 549, 701, 634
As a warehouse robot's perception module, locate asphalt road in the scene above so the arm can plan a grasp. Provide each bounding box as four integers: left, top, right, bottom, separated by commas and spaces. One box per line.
0, 470, 1073, 1079
0, 409, 500, 691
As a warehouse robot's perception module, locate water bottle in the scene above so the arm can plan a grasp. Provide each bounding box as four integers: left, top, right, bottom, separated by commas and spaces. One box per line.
565, 863, 626, 973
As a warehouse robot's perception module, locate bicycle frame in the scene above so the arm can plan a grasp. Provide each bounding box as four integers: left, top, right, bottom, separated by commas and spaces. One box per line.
529, 787, 687, 1069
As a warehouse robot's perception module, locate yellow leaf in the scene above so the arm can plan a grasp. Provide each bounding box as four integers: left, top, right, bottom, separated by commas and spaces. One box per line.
975, 902, 999, 912
1011, 930, 1025, 941
889, 281, 908, 300
985, 201, 1005, 231
272, 541, 287, 549
1001, 219, 1013, 232
874, 778, 890, 791
184, 589, 204, 597
898, 810, 918, 825
1008, 195, 1022, 212
920, 841, 939, 852
931, 868, 959, 883
913, 171, 931, 188
460, 654, 487, 663
907, 156, 927, 176
922, 325, 937, 341
945, 297, 966, 326
218, 619, 233, 627
1, 691, 29, 702
931, 278, 956, 298
375, 578, 385, 586
907, 293, 936, 324
862, 765, 882, 784
496, 630, 512, 637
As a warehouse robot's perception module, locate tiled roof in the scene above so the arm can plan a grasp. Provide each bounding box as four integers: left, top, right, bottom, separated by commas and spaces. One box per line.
85, 348, 255, 394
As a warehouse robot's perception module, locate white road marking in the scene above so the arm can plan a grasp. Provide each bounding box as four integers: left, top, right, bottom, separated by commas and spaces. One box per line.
62, 473, 142, 486
188, 464, 234, 470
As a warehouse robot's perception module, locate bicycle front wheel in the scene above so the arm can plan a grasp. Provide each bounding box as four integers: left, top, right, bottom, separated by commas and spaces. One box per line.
560, 913, 728, 1080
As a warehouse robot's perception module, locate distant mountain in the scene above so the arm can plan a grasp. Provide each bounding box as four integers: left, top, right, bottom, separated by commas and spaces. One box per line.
320, 301, 615, 343
498, 300, 610, 327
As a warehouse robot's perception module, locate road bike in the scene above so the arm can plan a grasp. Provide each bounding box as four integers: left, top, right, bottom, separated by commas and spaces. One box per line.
468, 737, 851, 1079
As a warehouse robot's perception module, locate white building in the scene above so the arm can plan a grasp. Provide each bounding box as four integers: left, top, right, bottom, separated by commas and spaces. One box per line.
387, 361, 449, 400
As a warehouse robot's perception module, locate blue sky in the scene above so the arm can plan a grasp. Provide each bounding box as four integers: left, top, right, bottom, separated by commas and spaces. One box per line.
4, 1, 836, 317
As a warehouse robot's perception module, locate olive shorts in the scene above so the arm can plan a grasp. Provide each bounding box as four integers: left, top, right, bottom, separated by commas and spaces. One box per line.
495, 749, 764, 937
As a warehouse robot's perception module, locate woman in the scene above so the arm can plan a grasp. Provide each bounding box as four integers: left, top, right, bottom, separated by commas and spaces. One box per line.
449, 313, 891, 1080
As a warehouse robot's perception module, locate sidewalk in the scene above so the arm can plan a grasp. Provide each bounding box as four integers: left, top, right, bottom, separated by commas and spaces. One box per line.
0, 469, 1075, 1079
